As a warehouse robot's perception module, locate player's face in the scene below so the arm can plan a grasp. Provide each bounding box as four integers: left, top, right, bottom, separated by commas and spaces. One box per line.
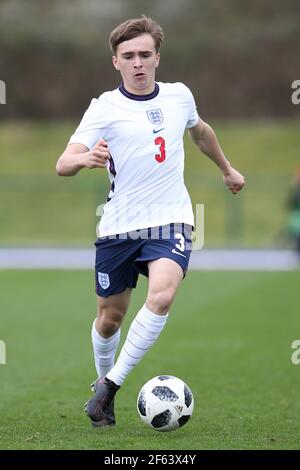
112, 33, 160, 95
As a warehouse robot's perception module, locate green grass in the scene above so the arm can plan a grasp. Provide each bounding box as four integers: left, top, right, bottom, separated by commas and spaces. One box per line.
0, 269, 300, 449
0, 119, 299, 247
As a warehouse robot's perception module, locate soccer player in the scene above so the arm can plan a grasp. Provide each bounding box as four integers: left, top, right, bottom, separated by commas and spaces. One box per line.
56, 16, 245, 427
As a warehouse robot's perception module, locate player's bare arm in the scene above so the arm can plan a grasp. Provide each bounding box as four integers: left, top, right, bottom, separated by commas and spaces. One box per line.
188, 119, 245, 194
56, 139, 110, 176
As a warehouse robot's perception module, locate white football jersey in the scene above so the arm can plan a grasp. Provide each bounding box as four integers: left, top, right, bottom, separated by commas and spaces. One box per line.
69, 81, 200, 236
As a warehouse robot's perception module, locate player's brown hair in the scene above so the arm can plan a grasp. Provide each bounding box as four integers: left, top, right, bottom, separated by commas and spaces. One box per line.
109, 15, 164, 54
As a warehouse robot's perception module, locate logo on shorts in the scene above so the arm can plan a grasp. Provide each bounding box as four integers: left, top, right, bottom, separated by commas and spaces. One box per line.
171, 248, 187, 258
98, 272, 110, 290
146, 109, 164, 125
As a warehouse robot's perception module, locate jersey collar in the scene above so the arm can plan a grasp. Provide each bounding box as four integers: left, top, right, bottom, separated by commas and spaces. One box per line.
118, 82, 159, 101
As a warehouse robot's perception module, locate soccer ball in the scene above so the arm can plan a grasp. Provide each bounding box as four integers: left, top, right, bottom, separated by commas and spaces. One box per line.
137, 375, 194, 432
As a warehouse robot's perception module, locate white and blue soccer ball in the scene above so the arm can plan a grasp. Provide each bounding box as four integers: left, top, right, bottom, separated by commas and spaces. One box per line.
137, 375, 194, 432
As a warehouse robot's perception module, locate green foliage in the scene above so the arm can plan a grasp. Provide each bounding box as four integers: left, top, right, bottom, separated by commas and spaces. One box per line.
0, 0, 299, 117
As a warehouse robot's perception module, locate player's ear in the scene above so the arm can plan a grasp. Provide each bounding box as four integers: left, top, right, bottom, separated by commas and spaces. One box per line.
155, 52, 160, 68
112, 56, 120, 71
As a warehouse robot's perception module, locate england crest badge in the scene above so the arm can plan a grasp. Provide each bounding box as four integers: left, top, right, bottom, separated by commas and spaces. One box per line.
146, 109, 164, 125
98, 272, 110, 290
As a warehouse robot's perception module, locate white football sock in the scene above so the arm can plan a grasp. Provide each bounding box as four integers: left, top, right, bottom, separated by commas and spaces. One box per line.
106, 304, 168, 386
91, 319, 121, 378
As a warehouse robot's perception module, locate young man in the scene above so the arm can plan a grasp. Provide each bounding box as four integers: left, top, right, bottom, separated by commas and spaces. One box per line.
56, 16, 245, 427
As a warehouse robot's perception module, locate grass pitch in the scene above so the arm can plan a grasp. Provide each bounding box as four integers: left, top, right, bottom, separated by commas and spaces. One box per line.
0, 269, 300, 450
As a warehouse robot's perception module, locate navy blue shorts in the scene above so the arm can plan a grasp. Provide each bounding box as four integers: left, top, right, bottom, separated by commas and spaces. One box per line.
95, 223, 192, 297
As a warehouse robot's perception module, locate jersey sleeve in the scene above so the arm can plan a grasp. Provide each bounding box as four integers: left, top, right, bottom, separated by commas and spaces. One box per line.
68, 96, 107, 150
182, 84, 200, 129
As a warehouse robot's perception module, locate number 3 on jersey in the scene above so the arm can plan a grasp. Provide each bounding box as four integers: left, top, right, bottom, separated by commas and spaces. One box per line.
155, 136, 166, 163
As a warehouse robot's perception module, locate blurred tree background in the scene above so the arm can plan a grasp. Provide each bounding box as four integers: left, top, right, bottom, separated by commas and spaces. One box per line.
1, 0, 299, 119
0, 0, 299, 248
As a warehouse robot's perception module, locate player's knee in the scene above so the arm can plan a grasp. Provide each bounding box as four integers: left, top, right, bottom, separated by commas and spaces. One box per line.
97, 315, 122, 336
97, 306, 125, 336
99, 317, 119, 336
147, 287, 175, 313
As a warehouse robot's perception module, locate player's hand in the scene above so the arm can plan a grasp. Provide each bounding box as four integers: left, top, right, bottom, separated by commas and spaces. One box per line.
223, 167, 245, 194
84, 139, 110, 169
